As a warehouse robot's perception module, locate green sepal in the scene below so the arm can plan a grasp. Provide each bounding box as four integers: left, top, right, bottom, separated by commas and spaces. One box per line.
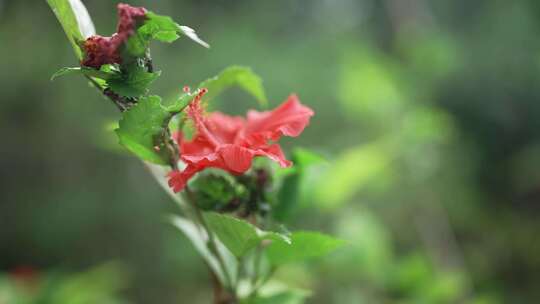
190, 172, 249, 211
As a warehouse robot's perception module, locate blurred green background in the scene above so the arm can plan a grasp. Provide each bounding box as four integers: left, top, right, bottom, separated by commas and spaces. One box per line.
2, 0, 540, 303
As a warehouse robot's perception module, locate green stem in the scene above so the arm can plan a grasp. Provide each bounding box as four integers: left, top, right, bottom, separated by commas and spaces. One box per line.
184, 186, 234, 290
251, 213, 270, 289
85, 75, 135, 111
248, 266, 277, 298
251, 244, 262, 287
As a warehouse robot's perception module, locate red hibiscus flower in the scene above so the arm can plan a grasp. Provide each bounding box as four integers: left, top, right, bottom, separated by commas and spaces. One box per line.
168, 90, 314, 193
82, 3, 147, 68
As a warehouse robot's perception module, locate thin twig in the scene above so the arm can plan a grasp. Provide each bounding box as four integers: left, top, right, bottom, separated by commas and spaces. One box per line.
84, 75, 134, 111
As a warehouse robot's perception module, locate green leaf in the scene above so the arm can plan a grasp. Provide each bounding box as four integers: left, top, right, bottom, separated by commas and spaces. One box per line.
47, 0, 95, 60
291, 148, 326, 168
143, 12, 181, 42
165, 92, 196, 113
316, 141, 392, 209
265, 231, 345, 266
204, 212, 290, 258
178, 25, 210, 48
47, 263, 128, 304
154, 30, 180, 43
107, 65, 161, 98
273, 149, 326, 221
242, 284, 310, 304
126, 12, 179, 56
125, 33, 148, 58
274, 172, 302, 222
50, 67, 83, 80
199, 66, 268, 107
165, 66, 267, 112
125, 11, 208, 57
243, 290, 309, 304
115, 95, 171, 164
51, 66, 120, 81
170, 216, 227, 284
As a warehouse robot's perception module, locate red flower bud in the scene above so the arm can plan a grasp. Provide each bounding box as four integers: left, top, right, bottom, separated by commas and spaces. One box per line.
81, 3, 147, 68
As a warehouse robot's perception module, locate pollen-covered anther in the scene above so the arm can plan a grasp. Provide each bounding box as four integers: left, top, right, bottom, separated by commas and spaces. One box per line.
191, 88, 208, 104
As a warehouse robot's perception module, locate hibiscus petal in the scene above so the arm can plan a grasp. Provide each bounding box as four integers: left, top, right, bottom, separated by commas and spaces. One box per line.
181, 148, 220, 164
206, 112, 245, 144
219, 145, 255, 173
255, 144, 292, 168
245, 94, 314, 141
168, 165, 199, 193
168, 93, 313, 193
